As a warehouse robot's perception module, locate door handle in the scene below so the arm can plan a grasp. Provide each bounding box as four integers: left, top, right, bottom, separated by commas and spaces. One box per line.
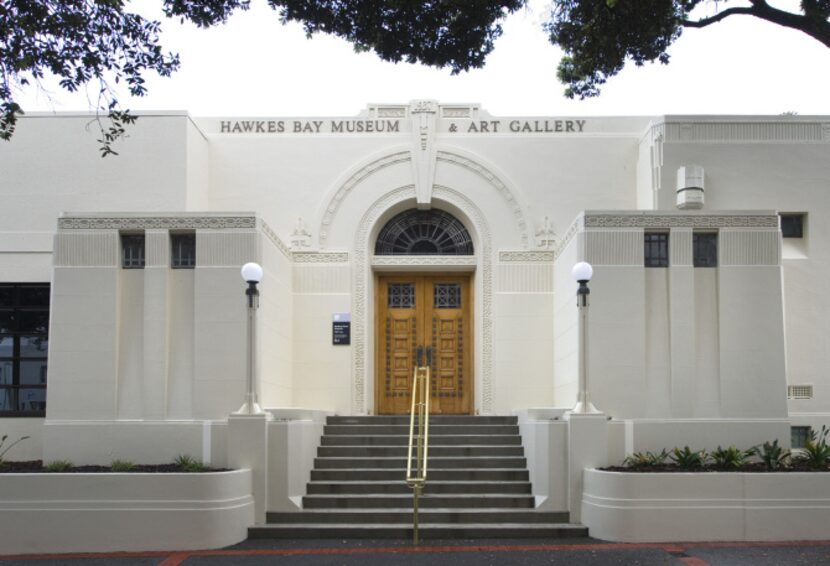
416, 345, 423, 367
425, 346, 432, 367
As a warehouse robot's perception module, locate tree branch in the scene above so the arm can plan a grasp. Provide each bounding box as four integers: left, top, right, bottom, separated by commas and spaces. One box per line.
683, 7, 754, 28
683, 1, 830, 48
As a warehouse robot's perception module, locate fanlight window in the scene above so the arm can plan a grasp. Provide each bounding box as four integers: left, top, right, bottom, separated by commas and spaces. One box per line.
375, 209, 474, 255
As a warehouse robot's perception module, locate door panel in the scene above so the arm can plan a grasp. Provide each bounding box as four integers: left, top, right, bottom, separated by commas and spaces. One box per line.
376, 275, 472, 415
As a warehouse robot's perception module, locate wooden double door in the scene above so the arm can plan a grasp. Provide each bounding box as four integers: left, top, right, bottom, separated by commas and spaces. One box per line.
376, 275, 472, 415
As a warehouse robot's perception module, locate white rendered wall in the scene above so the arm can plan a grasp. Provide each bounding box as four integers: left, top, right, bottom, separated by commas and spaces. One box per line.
291, 257, 351, 413
648, 117, 830, 422
259, 231, 294, 407
553, 212, 787, 422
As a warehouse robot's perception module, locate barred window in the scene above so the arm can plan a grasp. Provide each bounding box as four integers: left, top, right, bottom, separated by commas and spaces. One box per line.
171, 234, 196, 269
693, 233, 718, 267
0, 283, 49, 416
791, 426, 811, 449
644, 233, 669, 267
121, 234, 145, 269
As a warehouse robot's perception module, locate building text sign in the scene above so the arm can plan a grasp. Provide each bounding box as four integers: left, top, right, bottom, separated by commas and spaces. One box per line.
216, 119, 589, 135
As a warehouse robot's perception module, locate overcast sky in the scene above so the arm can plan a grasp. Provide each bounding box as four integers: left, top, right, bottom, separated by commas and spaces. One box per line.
20, 0, 830, 117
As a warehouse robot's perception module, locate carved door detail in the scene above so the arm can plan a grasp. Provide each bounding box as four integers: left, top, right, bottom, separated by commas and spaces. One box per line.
376, 275, 472, 415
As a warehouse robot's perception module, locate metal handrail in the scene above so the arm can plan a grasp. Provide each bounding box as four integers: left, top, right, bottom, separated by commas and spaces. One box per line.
406, 346, 430, 545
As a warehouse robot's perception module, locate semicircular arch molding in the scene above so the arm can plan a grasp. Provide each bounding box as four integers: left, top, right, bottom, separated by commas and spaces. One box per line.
435, 147, 531, 249
316, 146, 412, 249
318, 146, 531, 250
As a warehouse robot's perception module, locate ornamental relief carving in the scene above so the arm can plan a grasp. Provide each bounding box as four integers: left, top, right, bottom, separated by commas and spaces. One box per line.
258, 219, 292, 259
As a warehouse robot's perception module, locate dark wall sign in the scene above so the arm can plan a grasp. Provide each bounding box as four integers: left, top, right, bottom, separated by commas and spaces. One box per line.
332, 313, 351, 345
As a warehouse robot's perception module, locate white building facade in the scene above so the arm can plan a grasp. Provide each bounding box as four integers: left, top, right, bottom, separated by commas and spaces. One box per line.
1, 102, 828, 466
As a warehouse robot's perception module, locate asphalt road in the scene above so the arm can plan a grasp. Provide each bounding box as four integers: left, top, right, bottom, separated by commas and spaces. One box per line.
2, 538, 830, 565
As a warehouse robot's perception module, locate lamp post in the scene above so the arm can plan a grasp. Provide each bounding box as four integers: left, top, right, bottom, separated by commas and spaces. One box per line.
572, 261, 600, 414
237, 262, 264, 415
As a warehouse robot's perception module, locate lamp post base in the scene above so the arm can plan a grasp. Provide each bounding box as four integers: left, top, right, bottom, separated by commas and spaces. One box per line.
234, 401, 266, 416
571, 400, 602, 415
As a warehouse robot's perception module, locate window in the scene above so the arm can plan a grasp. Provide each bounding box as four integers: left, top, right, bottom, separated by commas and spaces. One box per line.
693, 233, 718, 267
121, 234, 145, 268
791, 426, 811, 449
780, 213, 804, 238
0, 284, 49, 416
171, 233, 196, 268
644, 233, 669, 267
375, 209, 474, 255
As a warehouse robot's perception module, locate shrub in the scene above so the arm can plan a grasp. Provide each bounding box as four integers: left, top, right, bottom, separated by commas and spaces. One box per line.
750, 440, 791, 471
44, 460, 73, 472
0, 434, 29, 467
110, 460, 136, 472
623, 449, 669, 469
670, 446, 708, 469
174, 454, 208, 472
711, 446, 752, 470
797, 425, 830, 469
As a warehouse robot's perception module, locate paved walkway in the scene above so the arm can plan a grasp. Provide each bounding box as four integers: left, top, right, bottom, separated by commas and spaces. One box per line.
1, 539, 829, 565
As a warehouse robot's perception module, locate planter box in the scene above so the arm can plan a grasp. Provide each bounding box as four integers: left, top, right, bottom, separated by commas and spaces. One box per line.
582, 468, 830, 542
0, 469, 254, 554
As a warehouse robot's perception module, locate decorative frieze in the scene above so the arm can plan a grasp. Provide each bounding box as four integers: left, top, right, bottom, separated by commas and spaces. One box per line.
583, 213, 778, 229
371, 255, 476, 268
294, 252, 349, 263
499, 251, 554, 263
59, 215, 256, 230
663, 121, 826, 144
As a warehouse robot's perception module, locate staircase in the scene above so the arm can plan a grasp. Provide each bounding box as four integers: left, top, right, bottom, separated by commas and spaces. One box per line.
250, 415, 587, 539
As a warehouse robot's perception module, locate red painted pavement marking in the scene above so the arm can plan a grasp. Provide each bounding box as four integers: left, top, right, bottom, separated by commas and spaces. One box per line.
1, 540, 829, 562
157, 552, 190, 566
678, 557, 711, 566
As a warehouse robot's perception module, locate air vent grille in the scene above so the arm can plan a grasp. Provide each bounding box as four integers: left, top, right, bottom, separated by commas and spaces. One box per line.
788, 385, 813, 400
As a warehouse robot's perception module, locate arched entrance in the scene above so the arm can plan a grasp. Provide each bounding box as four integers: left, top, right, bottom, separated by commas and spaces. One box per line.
373, 209, 474, 415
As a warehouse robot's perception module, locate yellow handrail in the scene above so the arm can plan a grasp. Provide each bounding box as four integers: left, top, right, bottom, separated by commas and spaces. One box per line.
406, 353, 430, 545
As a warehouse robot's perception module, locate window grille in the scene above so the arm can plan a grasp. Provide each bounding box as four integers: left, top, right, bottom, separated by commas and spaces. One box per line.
171, 234, 196, 268
121, 235, 145, 268
791, 426, 811, 449
388, 283, 416, 308
693, 233, 718, 267
788, 385, 813, 400
780, 213, 804, 238
375, 209, 474, 255
644, 233, 669, 267
434, 284, 461, 309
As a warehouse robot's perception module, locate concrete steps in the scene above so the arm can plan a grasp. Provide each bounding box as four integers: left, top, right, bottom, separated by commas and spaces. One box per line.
251, 415, 587, 540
